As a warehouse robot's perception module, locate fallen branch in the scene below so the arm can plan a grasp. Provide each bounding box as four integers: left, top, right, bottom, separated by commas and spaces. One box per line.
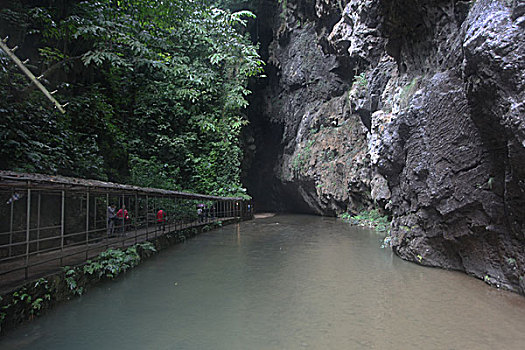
0, 38, 66, 114
22, 55, 81, 94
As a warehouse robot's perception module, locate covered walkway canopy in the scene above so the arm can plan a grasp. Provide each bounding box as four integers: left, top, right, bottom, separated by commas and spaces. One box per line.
0, 171, 252, 292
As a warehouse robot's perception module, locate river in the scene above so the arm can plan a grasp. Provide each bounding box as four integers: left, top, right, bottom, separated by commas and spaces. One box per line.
2, 214, 525, 349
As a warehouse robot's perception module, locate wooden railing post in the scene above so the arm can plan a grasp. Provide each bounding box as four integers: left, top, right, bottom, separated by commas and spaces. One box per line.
60, 189, 65, 266
36, 191, 41, 253
135, 193, 138, 244
25, 183, 31, 279
146, 195, 149, 240
85, 190, 90, 259
9, 189, 13, 257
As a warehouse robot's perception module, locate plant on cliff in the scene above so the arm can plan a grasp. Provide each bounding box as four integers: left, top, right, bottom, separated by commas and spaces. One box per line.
292, 139, 315, 174
354, 72, 368, 89
340, 209, 391, 233
399, 77, 419, 109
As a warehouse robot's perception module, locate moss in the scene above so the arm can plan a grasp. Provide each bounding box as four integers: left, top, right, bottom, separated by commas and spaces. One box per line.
399, 77, 419, 109
292, 139, 316, 173
278, 0, 288, 19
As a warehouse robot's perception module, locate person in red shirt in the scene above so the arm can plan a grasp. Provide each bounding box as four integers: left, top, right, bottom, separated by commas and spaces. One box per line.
156, 209, 167, 232
116, 205, 129, 234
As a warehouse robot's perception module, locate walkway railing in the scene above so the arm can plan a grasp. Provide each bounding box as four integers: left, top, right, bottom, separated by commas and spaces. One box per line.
0, 171, 253, 291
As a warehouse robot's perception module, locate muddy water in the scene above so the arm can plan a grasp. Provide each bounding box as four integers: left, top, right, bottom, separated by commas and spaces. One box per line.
2, 214, 525, 349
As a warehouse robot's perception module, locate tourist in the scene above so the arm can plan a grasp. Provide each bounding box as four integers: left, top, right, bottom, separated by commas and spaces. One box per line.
116, 205, 129, 234
197, 203, 205, 222
156, 208, 167, 232
107, 204, 116, 237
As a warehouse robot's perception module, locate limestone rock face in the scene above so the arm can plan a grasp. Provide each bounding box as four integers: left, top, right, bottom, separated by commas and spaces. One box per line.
245, 0, 525, 294
245, 2, 374, 215
377, 0, 525, 294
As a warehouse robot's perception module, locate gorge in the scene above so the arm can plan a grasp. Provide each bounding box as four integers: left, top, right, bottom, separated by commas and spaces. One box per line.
1, 0, 525, 343
242, 0, 525, 295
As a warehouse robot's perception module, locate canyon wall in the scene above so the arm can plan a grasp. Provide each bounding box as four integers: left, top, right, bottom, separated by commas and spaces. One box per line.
244, 0, 525, 294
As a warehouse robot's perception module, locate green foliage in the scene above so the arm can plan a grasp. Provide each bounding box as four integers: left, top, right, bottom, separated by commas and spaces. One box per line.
64, 268, 84, 296
0, 277, 53, 328
0, 0, 263, 195
354, 72, 368, 89
340, 209, 391, 233
63, 242, 157, 296
83, 248, 140, 279
506, 257, 516, 265
129, 156, 178, 190
278, 0, 288, 19
208, 1, 257, 12
30, 298, 44, 316
292, 139, 315, 173
399, 77, 419, 109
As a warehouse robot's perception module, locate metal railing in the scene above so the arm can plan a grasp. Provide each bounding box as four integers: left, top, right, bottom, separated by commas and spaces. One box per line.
0, 171, 253, 291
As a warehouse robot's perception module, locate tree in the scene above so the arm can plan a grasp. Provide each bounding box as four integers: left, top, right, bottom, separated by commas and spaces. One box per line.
0, 0, 263, 197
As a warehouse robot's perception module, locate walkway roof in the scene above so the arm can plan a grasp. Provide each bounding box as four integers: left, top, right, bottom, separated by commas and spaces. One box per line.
0, 171, 244, 201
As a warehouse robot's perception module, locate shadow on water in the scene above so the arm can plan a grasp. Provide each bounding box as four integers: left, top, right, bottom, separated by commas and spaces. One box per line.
2, 214, 525, 350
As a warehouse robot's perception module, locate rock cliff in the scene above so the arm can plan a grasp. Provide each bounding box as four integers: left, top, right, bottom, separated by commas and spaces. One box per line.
243, 0, 525, 294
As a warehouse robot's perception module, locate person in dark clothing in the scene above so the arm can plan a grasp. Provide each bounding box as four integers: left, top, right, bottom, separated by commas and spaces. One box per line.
107, 204, 117, 237
197, 204, 205, 222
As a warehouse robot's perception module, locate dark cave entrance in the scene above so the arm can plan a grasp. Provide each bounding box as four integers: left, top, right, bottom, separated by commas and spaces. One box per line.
240, 0, 283, 213
240, 0, 330, 214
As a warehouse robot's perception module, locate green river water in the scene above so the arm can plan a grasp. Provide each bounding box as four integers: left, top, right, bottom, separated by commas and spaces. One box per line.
1, 214, 525, 349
